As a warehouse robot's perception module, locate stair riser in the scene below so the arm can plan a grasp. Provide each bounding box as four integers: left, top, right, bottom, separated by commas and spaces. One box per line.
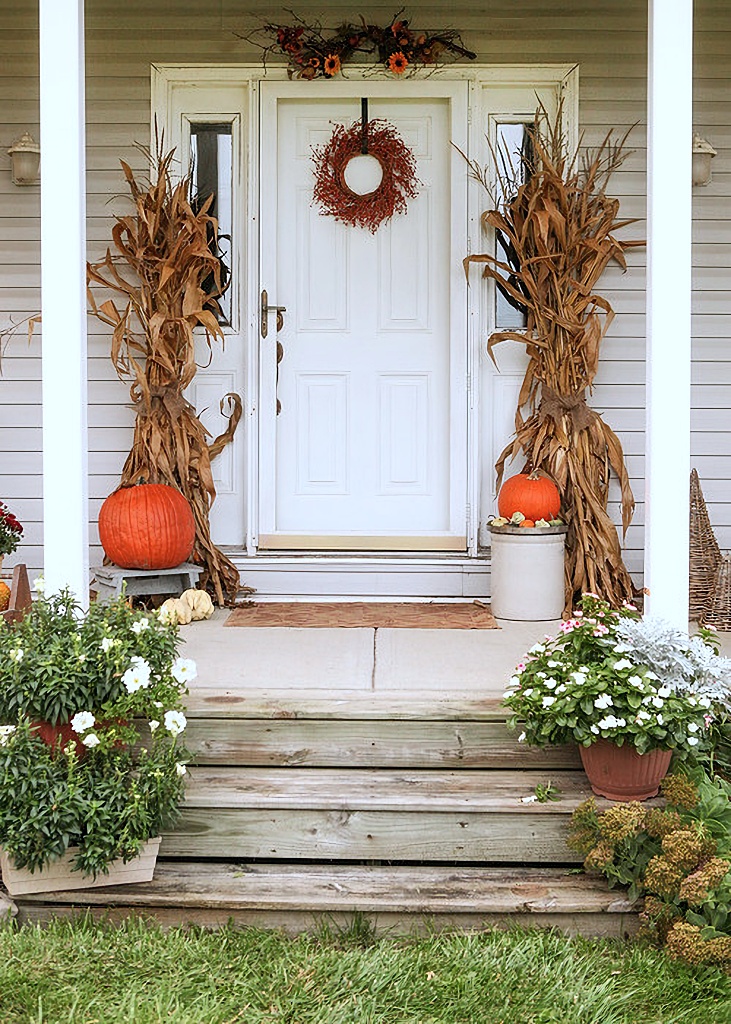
163, 808, 581, 864
185, 719, 581, 770
14, 903, 638, 939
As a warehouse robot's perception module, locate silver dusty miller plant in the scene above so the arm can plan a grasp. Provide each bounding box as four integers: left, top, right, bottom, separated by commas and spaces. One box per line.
614, 617, 731, 709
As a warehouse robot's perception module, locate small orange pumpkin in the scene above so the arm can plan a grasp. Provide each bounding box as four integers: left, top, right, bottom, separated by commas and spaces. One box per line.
0, 581, 10, 612
519, 520, 535, 528
498, 471, 561, 522
99, 483, 196, 570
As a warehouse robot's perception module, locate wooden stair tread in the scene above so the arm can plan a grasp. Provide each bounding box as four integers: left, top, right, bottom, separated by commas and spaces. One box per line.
183, 767, 594, 812
185, 691, 509, 720
15, 863, 635, 915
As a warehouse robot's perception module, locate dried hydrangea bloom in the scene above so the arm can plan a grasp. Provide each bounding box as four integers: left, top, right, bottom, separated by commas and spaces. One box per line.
666, 921, 731, 969
661, 828, 715, 872
597, 801, 646, 843
643, 807, 683, 839
661, 773, 699, 811
638, 895, 682, 943
678, 857, 731, 907
644, 854, 686, 900
584, 840, 615, 872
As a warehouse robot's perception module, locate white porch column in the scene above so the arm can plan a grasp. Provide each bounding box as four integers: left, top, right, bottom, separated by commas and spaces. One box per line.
644, 0, 693, 628
39, 0, 89, 602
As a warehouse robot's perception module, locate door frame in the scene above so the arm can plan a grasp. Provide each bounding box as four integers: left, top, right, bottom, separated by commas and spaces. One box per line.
151, 63, 579, 560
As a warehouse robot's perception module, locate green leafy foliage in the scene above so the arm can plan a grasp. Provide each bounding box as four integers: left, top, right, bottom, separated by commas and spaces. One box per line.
504, 594, 716, 755
0, 589, 190, 877
569, 768, 731, 972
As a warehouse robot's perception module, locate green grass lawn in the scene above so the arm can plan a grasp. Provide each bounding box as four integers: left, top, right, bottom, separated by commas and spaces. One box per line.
1, 917, 730, 1024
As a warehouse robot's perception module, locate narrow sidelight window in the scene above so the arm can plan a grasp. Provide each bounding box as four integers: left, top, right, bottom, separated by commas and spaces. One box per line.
190, 122, 233, 326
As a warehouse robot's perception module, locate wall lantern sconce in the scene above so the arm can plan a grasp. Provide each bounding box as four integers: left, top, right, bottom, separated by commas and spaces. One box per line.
692, 133, 716, 187
7, 131, 41, 186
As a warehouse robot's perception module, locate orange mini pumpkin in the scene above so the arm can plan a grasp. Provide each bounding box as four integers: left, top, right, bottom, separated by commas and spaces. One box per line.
98, 483, 196, 570
498, 471, 561, 522
519, 520, 536, 528
0, 581, 10, 612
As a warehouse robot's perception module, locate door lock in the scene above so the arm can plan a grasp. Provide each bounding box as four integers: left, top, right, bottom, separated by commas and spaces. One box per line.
260, 290, 287, 338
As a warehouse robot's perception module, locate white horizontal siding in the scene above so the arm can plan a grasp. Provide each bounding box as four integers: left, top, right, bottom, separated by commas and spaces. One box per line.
1, 0, 729, 585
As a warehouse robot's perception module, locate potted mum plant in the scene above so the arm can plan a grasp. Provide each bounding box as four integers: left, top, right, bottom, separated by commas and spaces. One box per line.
503, 594, 731, 800
0, 585, 193, 894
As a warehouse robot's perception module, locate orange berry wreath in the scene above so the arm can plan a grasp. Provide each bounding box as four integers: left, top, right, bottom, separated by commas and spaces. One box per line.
312, 118, 419, 233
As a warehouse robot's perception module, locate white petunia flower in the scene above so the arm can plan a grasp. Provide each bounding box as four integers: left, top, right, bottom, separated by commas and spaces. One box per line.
613, 659, 633, 671
613, 643, 631, 654
529, 644, 545, 655
656, 713, 664, 725
9, 648, 23, 663
651, 696, 664, 709
33, 575, 45, 594
597, 715, 618, 730
171, 658, 197, 685
636, 710, 651, 723
572, 671, 587, 686
616, 718, 626, 728
520, 794, 538, 804
698, 696, 712, 709
100, 636, 114, 653
70, 711, 95, 734
522, 689, 533, 698
175, 762, 187, 777
122, 656, 152, 693
590, 725, 600, 735
628, 675, 644, 689
547, 661, 560, 669
149, 720, 160, 733
164, 710, 187, 736
645, 671, 659, 681
82, 733, 100, 748
0, 725, 17, 746
594, 694, 613, 710
518, 732, 527, 743
509, 676, 521, 688
542, 696, 557, 708
556, 685, 567, 694
131, 617, 150, 635
687, 736, 700, 747
688, 722, 700, 733
545, 679, 557, 690
657, 685, 672, 698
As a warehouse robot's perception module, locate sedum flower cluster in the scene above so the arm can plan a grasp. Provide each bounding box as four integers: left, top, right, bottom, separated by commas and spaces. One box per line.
503, 594, 719, 755
0, 589, 192, 878
568, 769, 731, 972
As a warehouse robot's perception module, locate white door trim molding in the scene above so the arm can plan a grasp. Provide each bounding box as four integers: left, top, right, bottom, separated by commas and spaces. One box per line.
151, 63, 579, 572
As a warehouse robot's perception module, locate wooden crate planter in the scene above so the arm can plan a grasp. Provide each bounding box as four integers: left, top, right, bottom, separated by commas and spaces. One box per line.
0, 563, 31, 624
0, 838, 161, 896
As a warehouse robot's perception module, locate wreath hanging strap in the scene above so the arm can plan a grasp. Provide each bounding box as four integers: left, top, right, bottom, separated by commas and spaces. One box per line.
312, 116, 419, 233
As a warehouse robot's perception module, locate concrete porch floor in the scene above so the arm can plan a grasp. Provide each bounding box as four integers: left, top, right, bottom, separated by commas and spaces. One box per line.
178, 609, 731, 699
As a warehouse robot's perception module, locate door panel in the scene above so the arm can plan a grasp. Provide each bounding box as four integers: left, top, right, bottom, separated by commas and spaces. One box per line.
259, 83, 468, 550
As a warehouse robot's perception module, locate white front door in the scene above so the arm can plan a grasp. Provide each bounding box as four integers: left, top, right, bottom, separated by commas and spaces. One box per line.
258, 82, 469, 551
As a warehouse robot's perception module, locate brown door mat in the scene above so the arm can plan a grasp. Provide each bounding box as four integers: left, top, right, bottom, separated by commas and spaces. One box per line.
225, 601, 499, 629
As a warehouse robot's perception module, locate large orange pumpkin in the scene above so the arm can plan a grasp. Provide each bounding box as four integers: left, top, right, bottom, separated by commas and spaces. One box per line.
498, 471, 561, 522
99, 484, 196, 570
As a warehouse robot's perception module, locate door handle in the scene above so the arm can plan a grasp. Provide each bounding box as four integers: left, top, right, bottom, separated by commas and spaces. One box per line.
260, 289, 287, 338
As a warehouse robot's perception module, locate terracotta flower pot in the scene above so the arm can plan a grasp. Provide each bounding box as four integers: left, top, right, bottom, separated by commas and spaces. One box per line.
579, 739, 673, 801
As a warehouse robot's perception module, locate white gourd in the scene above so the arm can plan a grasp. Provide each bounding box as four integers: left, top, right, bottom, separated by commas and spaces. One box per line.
159, 597, 193, 625
180, 588, 214, 621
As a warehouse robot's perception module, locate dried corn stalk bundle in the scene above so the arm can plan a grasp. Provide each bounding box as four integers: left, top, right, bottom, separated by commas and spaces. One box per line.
465, 108, 644, 611
87, 149, 244, 605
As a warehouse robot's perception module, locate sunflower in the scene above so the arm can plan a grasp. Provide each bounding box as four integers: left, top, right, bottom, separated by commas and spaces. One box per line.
323, 53, 341, 77
388, 52, 408, 75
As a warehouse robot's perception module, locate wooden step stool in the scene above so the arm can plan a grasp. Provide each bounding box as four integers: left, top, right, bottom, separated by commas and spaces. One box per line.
92, 563, 202, 602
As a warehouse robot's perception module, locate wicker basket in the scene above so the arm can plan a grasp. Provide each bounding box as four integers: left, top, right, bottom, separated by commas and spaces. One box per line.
701, 555, 731, 631
689, 469, 722, 620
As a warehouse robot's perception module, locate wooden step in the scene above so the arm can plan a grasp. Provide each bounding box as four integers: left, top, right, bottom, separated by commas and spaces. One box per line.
162, 768, 596, 864
183, 692, 581, 770
13, 862, 639, 938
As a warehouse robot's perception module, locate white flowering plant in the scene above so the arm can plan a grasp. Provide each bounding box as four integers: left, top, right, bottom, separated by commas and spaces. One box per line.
503, 595, 721, 756
0, 588, 192, 878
